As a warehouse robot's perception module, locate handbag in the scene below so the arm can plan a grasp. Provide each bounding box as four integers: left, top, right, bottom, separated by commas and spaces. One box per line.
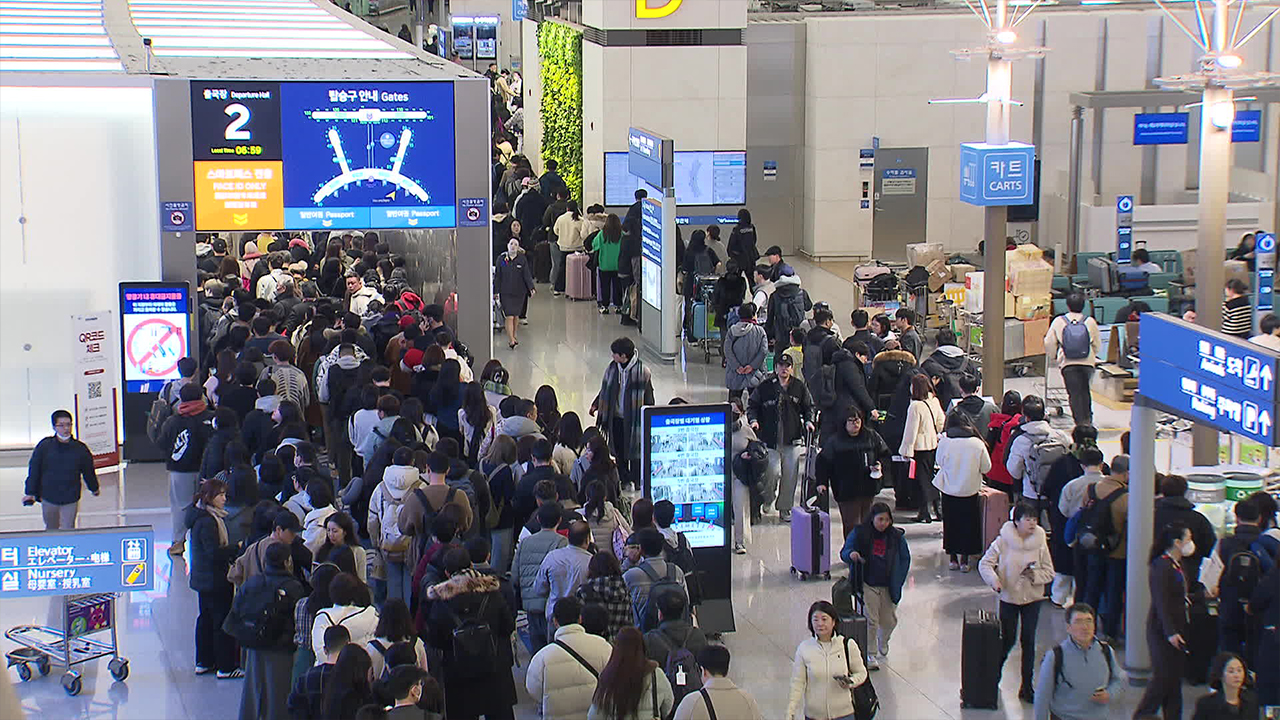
844, 636, 879, 719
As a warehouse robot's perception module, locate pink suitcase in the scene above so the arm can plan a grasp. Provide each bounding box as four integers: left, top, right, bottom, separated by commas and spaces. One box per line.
790, 501, 831, 581
978, 485, 1011, 551
566, 252, 593, 300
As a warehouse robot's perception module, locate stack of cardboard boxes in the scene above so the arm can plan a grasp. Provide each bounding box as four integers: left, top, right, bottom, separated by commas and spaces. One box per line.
944, 244, 1054, 360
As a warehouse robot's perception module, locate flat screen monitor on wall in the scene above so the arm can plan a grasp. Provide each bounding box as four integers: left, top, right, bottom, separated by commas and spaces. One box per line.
604, 151, 745, 207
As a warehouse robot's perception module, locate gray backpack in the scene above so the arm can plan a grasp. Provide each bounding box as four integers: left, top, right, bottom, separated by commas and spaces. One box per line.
1060, 316, 1092, 360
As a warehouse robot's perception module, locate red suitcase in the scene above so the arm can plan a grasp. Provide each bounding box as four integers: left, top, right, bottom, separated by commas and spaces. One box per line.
978, 485, 1011, 551
566, 252, 593, 300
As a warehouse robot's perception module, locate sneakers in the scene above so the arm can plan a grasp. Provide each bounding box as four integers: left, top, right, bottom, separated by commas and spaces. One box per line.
948, 561, 960, 571
733, 543, 747, 555
217, 669, 244, 679
778, 511, 792, 523
866, 654, 881, 671
552, 291, 563, 297
599, 306, 609, 315
194, 666, 214, 676
520, 318, 529, 325
960, 563, 972, 573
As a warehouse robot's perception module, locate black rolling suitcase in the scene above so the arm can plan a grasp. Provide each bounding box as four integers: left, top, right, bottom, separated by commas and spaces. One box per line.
532, 240, 552, 283
1185, 591, 1219, 685
836, 563, 870, 665
960, 608, 1001, 709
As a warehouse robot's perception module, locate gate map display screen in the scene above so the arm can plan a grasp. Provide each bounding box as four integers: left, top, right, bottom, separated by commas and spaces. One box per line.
605, 151, 745, 207
646, 409, 728, 549
192, 80, 456, 231
119, 283, 190, 394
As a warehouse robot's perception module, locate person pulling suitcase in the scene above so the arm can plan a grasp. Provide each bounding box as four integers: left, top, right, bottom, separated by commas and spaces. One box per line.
839, 502, 910, 671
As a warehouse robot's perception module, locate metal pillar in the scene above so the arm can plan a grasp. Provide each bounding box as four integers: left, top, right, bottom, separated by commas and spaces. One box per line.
1191, 85, 1235, 465
982, 56, 1013, 399
1125, 400, 1158, 676
1067, 106, 1084, 261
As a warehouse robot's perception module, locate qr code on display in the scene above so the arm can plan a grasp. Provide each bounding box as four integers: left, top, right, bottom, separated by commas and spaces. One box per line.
88, 381, 102, 399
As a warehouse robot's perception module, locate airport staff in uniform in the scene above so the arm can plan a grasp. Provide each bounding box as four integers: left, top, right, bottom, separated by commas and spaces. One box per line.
23, 409, 100, 530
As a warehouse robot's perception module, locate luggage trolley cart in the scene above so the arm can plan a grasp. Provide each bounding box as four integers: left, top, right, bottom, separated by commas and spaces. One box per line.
1044, 361, 1071, 420
6, 592, 130, 695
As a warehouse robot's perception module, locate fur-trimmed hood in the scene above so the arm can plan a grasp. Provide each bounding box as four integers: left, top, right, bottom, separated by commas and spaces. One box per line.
426, 569, 498, 600
872, 349, 916, 368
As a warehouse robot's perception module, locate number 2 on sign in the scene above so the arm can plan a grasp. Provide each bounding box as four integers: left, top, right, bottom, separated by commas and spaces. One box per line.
224, 103, 251, 140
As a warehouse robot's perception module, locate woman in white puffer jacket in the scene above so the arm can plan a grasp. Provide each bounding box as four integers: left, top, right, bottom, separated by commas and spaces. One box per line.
785, 600, 868, 720
978, 503, 1055, 704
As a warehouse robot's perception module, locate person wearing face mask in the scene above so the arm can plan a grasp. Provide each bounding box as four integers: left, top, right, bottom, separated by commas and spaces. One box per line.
23, 409, 100, 530
494, 237, 535, 349
1133, 522, 1193, 720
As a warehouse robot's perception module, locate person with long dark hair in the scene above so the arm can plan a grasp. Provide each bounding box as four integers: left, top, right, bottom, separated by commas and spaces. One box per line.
594, 214, 624, 313
979, 502, 1055, 704
459, 381, 495, 467
366, 598, 428, 677
934, 411, 990, 572
985, 390, 1024, 497
839, 502, 909, 671
479, 359, 513, 408
314, 511, 367, 583
534, 384, 561, 438
185, 477, 243, 678
1191, 652, 1257, 720
588, 626, 674, 720
1134, 521, 1193, 720
583, 479, 631, 559
899, 373, 945, 523
784, 600, 867, 720
215, 439, 259, 548
429, 359, 465, 447
552, 411, 584, 478
815, 406, 891, 539
572, 434, 622, 508
321, 644, 376, 719
726, 208, 759, 287
293, 563, 340, 681
575, 551, 632, 642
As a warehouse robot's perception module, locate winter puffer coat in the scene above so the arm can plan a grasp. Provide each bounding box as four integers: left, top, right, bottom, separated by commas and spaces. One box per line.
868, 350, 916, 415
978, 521, 1055, 605
814, 427, 892, 501
367, 464, 422, 562
724, 321, 768, 392
526, 624, 615, 720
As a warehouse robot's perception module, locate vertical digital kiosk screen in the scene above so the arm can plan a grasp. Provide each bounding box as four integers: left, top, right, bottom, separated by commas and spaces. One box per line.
643, 405, 730, 549
118, 283, 191, 394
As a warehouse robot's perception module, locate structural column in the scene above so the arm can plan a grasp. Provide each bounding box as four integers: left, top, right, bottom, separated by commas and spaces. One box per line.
983, 56, 1013, 399
1191, 86, 1234, 465
1125, 400, 1158, 675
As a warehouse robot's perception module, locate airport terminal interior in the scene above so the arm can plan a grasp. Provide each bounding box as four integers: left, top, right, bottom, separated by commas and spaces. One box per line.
2, 0, 1280, 718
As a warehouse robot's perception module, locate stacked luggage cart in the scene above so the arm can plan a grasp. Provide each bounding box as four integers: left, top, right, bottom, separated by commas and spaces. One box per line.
685, 274, 723, 363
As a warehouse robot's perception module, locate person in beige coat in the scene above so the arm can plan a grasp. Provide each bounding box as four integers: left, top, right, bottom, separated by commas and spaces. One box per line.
978, 503, 1055, 703
785, 600, 868, 720
673, 645, 764, 720
898, 374, 945, 523
526, 597, 614, 720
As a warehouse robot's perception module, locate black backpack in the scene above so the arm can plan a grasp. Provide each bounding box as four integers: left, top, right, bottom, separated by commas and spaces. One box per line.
1075, 484, 1128, 554
448, 593, 496, 679
733, 440, 769, 489
663, 533, 702, 606
1221, 540, 1273, 601
222, 575, 297, 649
662, 628, 704, 708
638, 562, 689, 632
1052, 640, 1113, 690
812, 364, 838, 410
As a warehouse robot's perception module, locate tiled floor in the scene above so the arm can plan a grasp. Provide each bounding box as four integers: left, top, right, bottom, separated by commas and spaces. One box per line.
2, 257, 1206, 719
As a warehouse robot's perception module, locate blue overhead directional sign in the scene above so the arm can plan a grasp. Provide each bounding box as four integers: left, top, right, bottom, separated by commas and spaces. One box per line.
1231, 110, 1261, 142
628, 127, 669, 189
1134, 113, 1190, 145
959, 142, 1035, 206
1138, 313, 1280, 446
0, 526, 154, 599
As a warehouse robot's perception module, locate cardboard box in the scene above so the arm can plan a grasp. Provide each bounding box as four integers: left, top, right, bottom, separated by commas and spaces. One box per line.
1181, 248, 1197, 285
1004, 319, 1025, 358
1225, 260, 1251, 290
943, 282, 967, 306
1009, 259, 1054, 296
1013, 294, 1050, 320
906, 242, 945, 270
1007, 245, 1043, 265
1022, 317, 1050, 357
1005, 291, 1016, 318
949, 263, 977, 282
926, 259, 951, 292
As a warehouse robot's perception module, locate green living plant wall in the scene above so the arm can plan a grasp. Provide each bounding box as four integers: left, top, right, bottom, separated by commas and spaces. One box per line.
537, 21, 583, 202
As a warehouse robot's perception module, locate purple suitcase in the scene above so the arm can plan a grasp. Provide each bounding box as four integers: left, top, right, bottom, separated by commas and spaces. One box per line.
790, 501, 831, 581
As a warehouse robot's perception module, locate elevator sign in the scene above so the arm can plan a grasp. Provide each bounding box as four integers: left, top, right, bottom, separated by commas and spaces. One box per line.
959, 141, 1035, 206
0, 526, 154, 598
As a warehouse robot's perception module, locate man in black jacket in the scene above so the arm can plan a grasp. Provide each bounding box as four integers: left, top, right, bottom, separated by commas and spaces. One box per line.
1153, 474, 1216, 587
820, 342, 878, 443
228, 541, 306, 720
23, 410, 99, 529
801, 307, 840, 395
625, 188, 646, 229
513, 178, 548, 248
747, 355, 814, 522
920, 330, 978, 410
159, 383, 214, 555
845, 309, 884, 360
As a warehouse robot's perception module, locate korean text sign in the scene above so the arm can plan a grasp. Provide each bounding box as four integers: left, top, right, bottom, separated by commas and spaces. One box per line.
959, 142, 1035, 206
0, 526, 154, 598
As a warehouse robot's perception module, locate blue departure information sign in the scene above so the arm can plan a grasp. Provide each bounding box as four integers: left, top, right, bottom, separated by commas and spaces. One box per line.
641, 197, 663, 311
1138, 313, 1280, 446
0, 526, 154, 599
279, 81, 457, 229
628, 127, 668, 189
645, 409, 728, 549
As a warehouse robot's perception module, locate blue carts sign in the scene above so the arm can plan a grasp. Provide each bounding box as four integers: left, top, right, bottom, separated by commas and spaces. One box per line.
0, 526, 154, 598
1138, 314, 1280, 446
959, 142, 1035, 206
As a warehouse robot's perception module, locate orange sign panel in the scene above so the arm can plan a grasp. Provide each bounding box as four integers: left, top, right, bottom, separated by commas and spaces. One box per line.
193, 160, 284, 231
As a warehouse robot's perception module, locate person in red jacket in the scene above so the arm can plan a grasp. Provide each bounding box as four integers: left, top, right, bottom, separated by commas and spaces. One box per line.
985, 391, 1023, 499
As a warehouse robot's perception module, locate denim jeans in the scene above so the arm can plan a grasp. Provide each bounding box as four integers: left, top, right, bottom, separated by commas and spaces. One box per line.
1084, 554, 1126, 638
386, 560, 412, 607
550, 243, 566, 292
523, 612, 549, 655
